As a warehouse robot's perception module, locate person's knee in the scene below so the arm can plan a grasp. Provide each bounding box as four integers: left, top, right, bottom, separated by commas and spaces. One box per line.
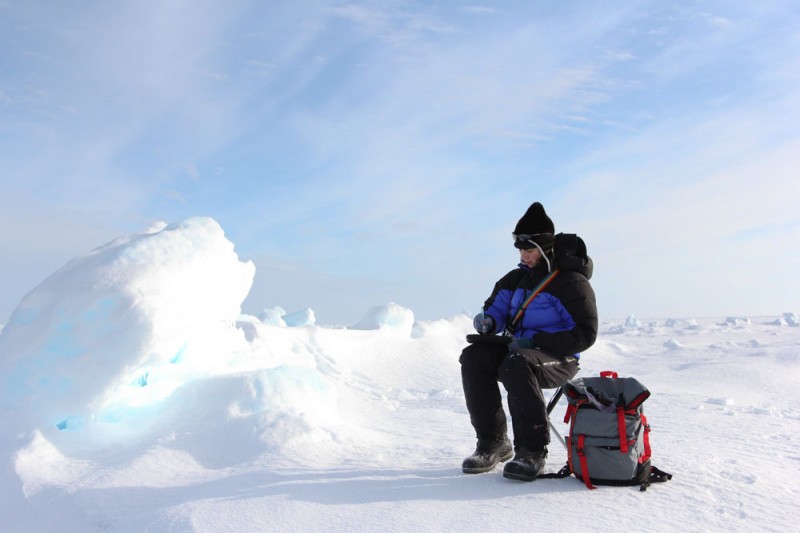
497, 352, 528, 383
459, 345, 480, 367
460, 344, 504, 375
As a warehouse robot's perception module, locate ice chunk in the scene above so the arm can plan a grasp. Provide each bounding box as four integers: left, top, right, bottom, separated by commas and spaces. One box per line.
624, 314, 640, 328
721, 317, 750, 326
350, 303, 415, 336
664, 338, 683, 350
284, 308, 316, 327
258, 306, 287, 326
0, 217, 255, 435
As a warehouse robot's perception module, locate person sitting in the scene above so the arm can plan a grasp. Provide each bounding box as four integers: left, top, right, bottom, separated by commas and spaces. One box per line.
460, 201, 598, 481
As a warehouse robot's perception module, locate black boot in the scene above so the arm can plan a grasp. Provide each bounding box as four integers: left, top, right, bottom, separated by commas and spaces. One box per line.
462, 435, 513, 474
502, 447, 547, 481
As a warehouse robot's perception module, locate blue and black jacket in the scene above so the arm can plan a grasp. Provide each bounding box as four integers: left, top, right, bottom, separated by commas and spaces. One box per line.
482, 253, 597, 358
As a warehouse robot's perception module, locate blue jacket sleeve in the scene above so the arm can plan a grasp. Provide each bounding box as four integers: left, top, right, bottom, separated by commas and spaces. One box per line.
482, 271, 518, 334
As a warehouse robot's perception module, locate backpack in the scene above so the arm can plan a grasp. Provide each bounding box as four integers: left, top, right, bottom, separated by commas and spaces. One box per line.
559, 371, 672, 490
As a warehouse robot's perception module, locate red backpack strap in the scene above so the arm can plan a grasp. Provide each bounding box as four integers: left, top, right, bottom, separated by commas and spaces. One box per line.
640, 413, 652, 463
576, 434, 597, 490
568, 400, 597, 490
617, 407, 628, 453
566, 434, 573, 473
564, 403, 577, 424
565, 401, 583, 475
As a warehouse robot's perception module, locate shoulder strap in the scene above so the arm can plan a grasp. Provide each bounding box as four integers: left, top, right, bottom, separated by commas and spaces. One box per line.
506, 269, 559, 334
640, 466, 673, 492
539, 462, 673, 490
538, 462, 571, 479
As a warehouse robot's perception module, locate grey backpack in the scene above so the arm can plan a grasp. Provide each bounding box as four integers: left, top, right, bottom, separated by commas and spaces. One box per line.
561, 371, 672, 490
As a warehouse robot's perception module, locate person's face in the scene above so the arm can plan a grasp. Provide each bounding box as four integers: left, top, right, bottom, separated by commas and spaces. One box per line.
519, 247, 541, 268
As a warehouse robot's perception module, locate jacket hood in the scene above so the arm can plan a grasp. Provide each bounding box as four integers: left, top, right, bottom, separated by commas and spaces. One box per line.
557, 254, 593, 279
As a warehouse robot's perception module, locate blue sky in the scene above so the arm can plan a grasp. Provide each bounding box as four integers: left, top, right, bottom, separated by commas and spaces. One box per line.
1, 0, 798, 326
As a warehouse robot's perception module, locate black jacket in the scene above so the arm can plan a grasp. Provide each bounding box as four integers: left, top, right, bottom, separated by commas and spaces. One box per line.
483, 253, 597, 357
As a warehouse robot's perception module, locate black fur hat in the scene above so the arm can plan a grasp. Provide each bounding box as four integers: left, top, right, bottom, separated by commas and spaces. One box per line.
513, 202, 555, 251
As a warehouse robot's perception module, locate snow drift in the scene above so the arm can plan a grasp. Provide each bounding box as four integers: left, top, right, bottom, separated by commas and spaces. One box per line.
1, 217, 798, 532
0, 218, 256, 439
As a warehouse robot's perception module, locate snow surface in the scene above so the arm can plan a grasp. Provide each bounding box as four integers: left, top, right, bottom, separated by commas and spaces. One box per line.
0, 218, 798, 532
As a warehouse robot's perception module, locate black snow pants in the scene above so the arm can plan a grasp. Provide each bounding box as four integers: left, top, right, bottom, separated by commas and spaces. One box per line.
460, 342, 579, 450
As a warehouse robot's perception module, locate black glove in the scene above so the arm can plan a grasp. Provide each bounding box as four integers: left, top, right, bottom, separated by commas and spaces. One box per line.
508, 337, 537, 351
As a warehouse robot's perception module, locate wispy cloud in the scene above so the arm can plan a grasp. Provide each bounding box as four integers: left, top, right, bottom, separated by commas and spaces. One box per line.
1, 0, 799, 323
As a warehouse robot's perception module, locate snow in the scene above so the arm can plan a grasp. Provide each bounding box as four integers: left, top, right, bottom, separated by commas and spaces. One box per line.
1, 217, 798, 533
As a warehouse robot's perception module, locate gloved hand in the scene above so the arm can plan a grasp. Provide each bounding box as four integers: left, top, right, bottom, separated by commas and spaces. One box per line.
473, 312, 495, 335
508, 337, 536, 352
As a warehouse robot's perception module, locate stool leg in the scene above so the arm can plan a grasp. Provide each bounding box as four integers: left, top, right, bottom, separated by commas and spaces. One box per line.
545, 386, 564, 415
546, 386, 568, 451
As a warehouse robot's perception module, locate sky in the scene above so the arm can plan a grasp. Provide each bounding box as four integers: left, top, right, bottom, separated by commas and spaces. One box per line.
1, 0, 798, 326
